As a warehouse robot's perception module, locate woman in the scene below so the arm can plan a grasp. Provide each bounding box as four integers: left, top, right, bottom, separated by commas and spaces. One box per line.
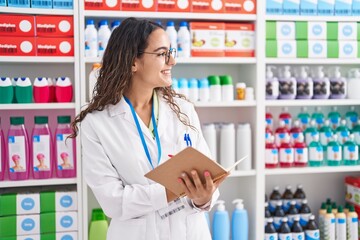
71, 17, 227, 239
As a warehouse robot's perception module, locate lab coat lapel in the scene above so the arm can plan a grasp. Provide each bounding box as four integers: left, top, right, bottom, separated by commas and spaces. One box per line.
157, 96, 172, 139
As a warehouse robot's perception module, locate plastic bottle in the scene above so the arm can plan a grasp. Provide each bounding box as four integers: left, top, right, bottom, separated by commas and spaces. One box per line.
202, 123, 217, 161
264, 218, 278, 239
275, 120, 290, 148
293, 184, 306, 210
329, 66, 347, 99
265, 66, 279, 100
177, 21, 191, 58
266, 110, 273, 130
291, 216, 305, 239
231, 199, 248, 240
287, 200, 300, 228
345, 106, 358, 130
0, 118, 4, 180
294, 134, 308, 167
220, 75, 234, 102
273, 201, 285, 231
89, 208, 108, 240
279, 134, 294, 168
220, 123, 235, 169
265, 202, 272, 226
311, 107, 325, 130
265, 135, 278, 168
343, 202, 350, 215
323, 206, 335, 240
0, 77, 13, 103
48, 78, 56, 103
269, 186, 282, 214
7, 116, 30, 180
319, 120, 334, 150
89, 63, 101, 101
278, 217, 292, 240
15, 77, 33, 103
346, 205, 358, 240
97, 20, 111, 58
245, 87, 254, 101
305, 215, 320, 240
171, 78, 179, 93
55, 116, 76, 178
177, 78, 189, 98
265, 123, 273, 144
165, 21, 177, 50
308, 134, 324, 167
236, 83, 246, 100
304, 120, 319, 147
352, 121, 360, 157
111, 20, 121, 32
297, 107, 311, 131
328, 106, 342, 130
327, 135, 342, 166
208, 75, 222, 102
299, 199, 312, 227
279, 66, 296, 99
187, 78, 199, 102
312, 66, 330, 99
279, 107, 292, 129
55, 77, 73, 102
282, 185, 294, 213
296, 66, 313, 99
336, 119, 350, 145
347, 69, 360, 100
335, 206, 346, 240
331, 202, 338, 215
318, 202, 327, 238
343, 134, 359, 165
236, 123, 251, 170
290, 120, 304, 145
85, 19, 98, 57
198, 78, 210, 102
33, 77, 50, 103
31, 116, 52, 179
212, 200, 230, 240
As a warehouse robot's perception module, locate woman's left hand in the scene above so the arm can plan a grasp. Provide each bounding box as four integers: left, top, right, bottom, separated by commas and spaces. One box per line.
178, 170, 229, 207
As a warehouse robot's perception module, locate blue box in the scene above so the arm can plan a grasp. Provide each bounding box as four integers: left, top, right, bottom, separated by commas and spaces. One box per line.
335, 0, 352, 15
53, 0, 73, 9
318, 0, 335, 15
267, 0, 284, 14
31, 0, 52, 8
7, 0, 30, 7
283, 0, 300, 14
300, 0, 318, 15
353, 0, 360, 15
0, 0, 6, 6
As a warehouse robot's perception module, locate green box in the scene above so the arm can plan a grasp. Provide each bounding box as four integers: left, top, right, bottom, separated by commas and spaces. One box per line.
358, 41, 360, 57
327, 22, 338, 40
358, 24, 360, 40
40, 191, 56, 213
0, 194, 16, 217
0, 216, 16, 237
327, 41, 339, 58
41, 233, 56, 240
266, 40, 277, 57
296, 40, 308, 58
40, 213, 56, 234
266, 21, 277, 40
296, 21, 308, 40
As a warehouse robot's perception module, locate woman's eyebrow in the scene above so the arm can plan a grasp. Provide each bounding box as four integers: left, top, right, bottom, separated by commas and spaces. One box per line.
152, 46, 168, 52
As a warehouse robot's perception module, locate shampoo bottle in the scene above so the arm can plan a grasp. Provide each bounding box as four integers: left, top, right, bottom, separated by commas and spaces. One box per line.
265, 66, 279, 100
231, 199, 248, 240
293, 134, 308, 167
279, 107, 292, 129
345, 106, 358, 130
327, 135, 342, 166
323, 206, 335, 240
336, 119, 350, 145
55, 77, 73, 102
346, 206, 359, 240
290, 120, 304, 145
304, 120, 319, 146
312, 66, 330, 99
335, 206, 346, 240
296, 66, 313, 99
308, 134, 324, 167
33, 77, 50, 103
279, 134, 294, 168
311, 106, 325, 130
279, 65, 296, 99
265, 135, 278, 168
89, 208, 108, 240
0, 77, 13, 103
15, 77, 33, 103
297, 107, 310, 131
212, 200, 230, 240
329, 66, 347, 99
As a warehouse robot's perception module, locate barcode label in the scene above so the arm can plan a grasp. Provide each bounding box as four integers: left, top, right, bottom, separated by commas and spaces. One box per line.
0, 48, 17, 54
38, 48, 56, 54
37, 28, 56, 32
85, 2, 103, 7
53, 0, 73, 7
0, 27, 16, 33
31, 0, 52, 5
8, 0, 30, 4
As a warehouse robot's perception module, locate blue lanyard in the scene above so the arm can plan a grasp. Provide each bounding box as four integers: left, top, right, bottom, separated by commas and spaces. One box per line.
124, 96, 162, 169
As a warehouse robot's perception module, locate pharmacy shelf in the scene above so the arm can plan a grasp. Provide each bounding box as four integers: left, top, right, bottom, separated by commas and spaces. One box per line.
265, 15, 360, 22
265, 166, 360, 175
265, 99, 360, 107
0, 103, 76, 110
230, 170, 256, 177
84, 11, 257, 21
0, 178, 77, 188
195, 100, 257, 107
0, 57, 75, 63
0, 6, 73, 15
266, 58, 360, 65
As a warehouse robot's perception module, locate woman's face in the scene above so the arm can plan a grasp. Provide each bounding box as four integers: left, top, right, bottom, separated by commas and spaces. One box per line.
133, 28, 176, 89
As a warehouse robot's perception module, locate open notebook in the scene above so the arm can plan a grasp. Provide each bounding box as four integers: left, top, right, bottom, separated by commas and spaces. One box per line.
145, 147, 247, 197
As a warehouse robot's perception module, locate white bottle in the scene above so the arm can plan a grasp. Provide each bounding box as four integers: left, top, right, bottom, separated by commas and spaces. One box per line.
111, 20, 121, 32
198, 78, 210, 102
177, 21, 191, 58
236, 123, 252, 170
187, 78, 198, 102
166, 21, 178, 50
202, 123, 217, 161
347, 68, 360, 99
220, 123, 235, 169
85, 19, 98, 58
89, 63, 101, 101
98, 20, 112, 58
220, 76, 234, 102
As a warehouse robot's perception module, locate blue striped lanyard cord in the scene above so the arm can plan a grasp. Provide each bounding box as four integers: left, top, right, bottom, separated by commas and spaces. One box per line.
124, 96, 162, 169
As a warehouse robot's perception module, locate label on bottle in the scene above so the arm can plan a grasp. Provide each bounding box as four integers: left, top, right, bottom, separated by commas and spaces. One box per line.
305, 132, 319, 146
299, 117, 309, 131
336, 218, 346, 239
305, 229, 320, 239
344, 145, 359, 161
337, 131, 349, 145
266, 118, 273, 129
347, 216, 358, 239
309, 146, 323, 161
287, 213, 300, 227
327, 145, 342, 161
300, 213, 311, 226
276, 133, 288, 147
8, 136, 27, 172
32, 135, 51, 172
269, 200, 280, 213
279, 148, 294, 164
346, 115, 358, 130
265, 148, 278, 165
330, 116, 340, 129
323, 217, 335, 239
265, 132, 272, 143
294, 147, 308, 163
278, 233, 292, 240
292, 232, 305, 240
273, 216, 283, 230
265, 233, 278, 240
320, 131, 332, 146
56, 133, 74, 170
282, 200, 291, 212
281, 118, 291, 130
354, 132, 360, 145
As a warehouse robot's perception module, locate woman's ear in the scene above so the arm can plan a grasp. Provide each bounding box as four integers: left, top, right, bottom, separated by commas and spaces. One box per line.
132, 59, 138, 73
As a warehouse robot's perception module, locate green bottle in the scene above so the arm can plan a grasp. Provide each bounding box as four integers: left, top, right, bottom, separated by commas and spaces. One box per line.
327, 106, 341, 131
343, 134, 359, 165
311, 106, 324, 130
15, 77, 33, 103
335, 119, 350, 145
0, 77, 14, 104
345, 106, 358, 131
89, 208, 108, 240
327, 135, 342, 166
352, 121, 360, 157
297, 107, 310, 131
319, 120, 333, 160
308, 134, 324, 167
304, 120, 319, 147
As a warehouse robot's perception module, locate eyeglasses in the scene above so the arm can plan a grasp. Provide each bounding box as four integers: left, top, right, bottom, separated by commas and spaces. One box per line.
139, 48, 177, 64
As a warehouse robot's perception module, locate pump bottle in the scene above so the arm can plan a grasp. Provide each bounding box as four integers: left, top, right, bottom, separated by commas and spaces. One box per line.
296, 66, 313, 99
265, 66, 279, 100
312, 66, 330, 99
212, 200, 230, 240
231, 199, 248, 240
279, 65, 296, 99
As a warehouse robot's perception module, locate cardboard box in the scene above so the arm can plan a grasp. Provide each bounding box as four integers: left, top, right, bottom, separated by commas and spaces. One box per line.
0, 37, 36, 56
317, 0, 335, 15
191, 0, 224, 13
327, 40, 339, 58
121, 0, 157, 11
300, 0, 318, 15
338, 22, 358, 40
157, 0, 191, 12
296, 21, 327, 40
224, 0, 256, 14
0, 193, 40, 216
190, 22, 225, 57
353, 0, 360, 15
42, 231, 77, 240
0, 15, 35, 37
266, 39, 298, 58
40, 191, 77, 213
308, 40, 327, 58
283, 0, 300, 15
224, 23, 255, 57
0, 214, 40, 238
36, 37, 74, 56
40, 211, 77, 233
339, 40, 358, 58
266, 0, 284, 14
277, 21, 296, 40
36, 16, 74, 37
2, 234, 40, 240
335, 0, 352, 15
84, 0, 121, 10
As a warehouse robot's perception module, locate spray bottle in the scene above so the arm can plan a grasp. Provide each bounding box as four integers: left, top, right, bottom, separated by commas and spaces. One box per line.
212, 200, 230, 240
231, 199, 248, 240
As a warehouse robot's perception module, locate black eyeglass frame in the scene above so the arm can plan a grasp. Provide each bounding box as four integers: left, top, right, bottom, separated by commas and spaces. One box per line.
139, 48, 177, 64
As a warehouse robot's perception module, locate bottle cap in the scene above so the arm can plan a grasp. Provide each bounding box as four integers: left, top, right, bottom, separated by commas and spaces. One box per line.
111, 20, 121, 28
10, 116, 24, 125
208, 75, 221, 85
232, 199, 244, 209
220, 75, 233, 85
179, 21, 188, 27
338, 205, 344, 213
198, 78, 209, 88
86, 19, 95, 25
188, 78, 198, 88
35, 116, 48, 124
237, 123, 251, 129
91, 208, 107, 221
58, 116, 71, 124
215, 200, 226, 211
166, 21, 175, 27
178, 78, 188, 89
236, 82, 246, 89
99, 20, 108, 27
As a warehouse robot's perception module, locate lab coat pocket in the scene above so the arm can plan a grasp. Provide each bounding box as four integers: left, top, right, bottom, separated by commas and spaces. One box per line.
186, 212, 211, 240
108, 218, 147, 240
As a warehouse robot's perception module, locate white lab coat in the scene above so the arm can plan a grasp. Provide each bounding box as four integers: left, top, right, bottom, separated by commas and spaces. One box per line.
81, 93, 219, 240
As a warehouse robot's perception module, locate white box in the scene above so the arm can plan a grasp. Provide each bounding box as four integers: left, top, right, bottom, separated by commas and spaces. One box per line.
338, 22, 358, 40
278, 40, 297, 58
18, 235, 40, 240
339, 41, 357, 58
56, 231, 77, 240
308, 40, 327, 58
308, 22, 327, 40
277, 22, 296, 39
56, 211, 78, 232
17, 193, 40, 215
17, 214, 40, 236
56, 191, 78, 212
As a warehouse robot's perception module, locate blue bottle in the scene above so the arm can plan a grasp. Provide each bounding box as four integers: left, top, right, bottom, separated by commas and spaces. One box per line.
212, 200, 230, 240
231, 199, 248, 240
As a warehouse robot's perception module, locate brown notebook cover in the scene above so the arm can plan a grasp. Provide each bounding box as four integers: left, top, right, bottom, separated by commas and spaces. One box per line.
144, 147, 247, 197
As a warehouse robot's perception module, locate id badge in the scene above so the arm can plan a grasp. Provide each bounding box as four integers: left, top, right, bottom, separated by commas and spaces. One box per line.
157, 198, 186, 219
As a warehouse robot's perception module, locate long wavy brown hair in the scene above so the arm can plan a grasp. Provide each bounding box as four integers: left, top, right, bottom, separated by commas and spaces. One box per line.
70, 17, 195, 138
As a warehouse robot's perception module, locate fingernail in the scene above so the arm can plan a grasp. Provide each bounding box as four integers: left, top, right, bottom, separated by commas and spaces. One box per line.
204, 171, 210, 177
191, 170, 196, 175
182, 173, 186, 177
178, 178, 182, 183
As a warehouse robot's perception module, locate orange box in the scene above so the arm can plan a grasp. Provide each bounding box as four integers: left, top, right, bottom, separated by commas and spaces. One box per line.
0, 37, 36, 56
36, 16, 74, 37
84, 0, 121, 10
158, 0, 191, 12
36, 37, 74, 56
0, 15, 35, 37
224, 23, 255, 57
191, 0, 224, 13
121, 0, 157, 11
190, 22, 225, 57
224, 0, 256, 14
